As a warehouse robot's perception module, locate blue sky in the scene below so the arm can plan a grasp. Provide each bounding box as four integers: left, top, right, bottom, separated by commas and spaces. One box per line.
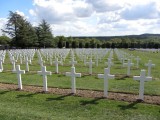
0, 0, 33, 17
0, 0, 160, 36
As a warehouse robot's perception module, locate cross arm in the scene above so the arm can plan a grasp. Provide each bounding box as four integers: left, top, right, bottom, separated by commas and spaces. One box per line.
145, 76, 152, 81
75, 73, 81, 77
98, 74, 104, 79
133, 76, 141, 81
66, 72, 71, 77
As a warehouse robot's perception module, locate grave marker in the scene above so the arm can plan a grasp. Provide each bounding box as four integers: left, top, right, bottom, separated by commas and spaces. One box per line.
54, 57, 61, 73
145, 60, 155, 77
123, 59, 134, 76
133, 69, 152, 100
86, 58, 95, 75
69, 57, 77, 67
13, 65, 25, 90
135, 56, 141, 68
37, 66, 52, 92
66, 67, 81, 93
98, 68, 115, 97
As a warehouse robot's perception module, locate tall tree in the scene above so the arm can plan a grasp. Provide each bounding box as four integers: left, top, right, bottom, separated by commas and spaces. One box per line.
2, 11, 24, 46
2, 11, 38, 48
38, 19, 53, 48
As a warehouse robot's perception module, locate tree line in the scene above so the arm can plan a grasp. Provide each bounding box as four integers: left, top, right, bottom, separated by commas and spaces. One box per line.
1, 11, 160, 49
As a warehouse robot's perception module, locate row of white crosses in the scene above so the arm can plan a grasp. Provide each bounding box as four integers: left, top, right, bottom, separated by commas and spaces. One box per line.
9, 50, 153, 101
12, 62, 153, 101
8, 49, 35, 72
115, 49, 155, 77
75, 49, 110, 66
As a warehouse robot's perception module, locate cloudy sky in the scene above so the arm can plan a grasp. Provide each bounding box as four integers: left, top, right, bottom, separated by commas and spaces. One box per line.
0, 0, 160, 36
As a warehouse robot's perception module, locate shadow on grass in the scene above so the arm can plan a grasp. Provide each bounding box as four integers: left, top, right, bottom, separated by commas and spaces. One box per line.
80, 97, 104, 106
58, 74, 65, 77
115, 75, 130, 80
0, 91, 10, 94
118, 101, 141, 110
16, 92, 39, 98
46, 93, 73, 101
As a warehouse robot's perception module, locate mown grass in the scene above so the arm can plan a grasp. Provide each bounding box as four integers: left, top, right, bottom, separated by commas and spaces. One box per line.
0, 90, 159, 120
0, 49, 160, 95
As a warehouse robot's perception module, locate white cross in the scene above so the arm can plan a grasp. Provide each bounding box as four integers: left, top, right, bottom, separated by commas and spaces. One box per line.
145, 60, 155, 77
86, 58, 95, 75
25, 56, 31, 72
105, 58, 113, 74
66, 67, 81, 93
135, 56, 141, 68
133, 69, 152, 100
13, 65, 25, 90
69, 57, 77, 67
19, 54, 23, 64
0, 57, 3, 72
37, 66, 52, 92
38, 57, 44, 67
54, 57, 61, 73
11, 56, 17, 72
123, 59, 134, 76
98, 68, 115, 97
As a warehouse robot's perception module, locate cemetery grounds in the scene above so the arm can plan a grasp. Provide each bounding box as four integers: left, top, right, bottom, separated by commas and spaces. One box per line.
0, 48, 160, 120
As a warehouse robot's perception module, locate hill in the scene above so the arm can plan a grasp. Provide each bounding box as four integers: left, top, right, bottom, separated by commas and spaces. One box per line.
72, 33, 160, 40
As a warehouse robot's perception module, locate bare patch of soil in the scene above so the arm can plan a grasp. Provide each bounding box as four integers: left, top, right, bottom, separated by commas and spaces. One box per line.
0, 82, 159, 105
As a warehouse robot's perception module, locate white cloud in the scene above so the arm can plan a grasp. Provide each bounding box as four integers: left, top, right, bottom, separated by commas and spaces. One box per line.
121, 2, 160, 20
0, 18, 7, 36
29, 9, 36, 16
18, 0, 160, 36
86, 0, 123, 12
16, 10, 29, 19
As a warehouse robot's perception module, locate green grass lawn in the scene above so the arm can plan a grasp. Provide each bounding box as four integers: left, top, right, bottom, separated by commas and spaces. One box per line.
0, 49, 160, 120
0, 49, 160, 96
0, 89, 159, 120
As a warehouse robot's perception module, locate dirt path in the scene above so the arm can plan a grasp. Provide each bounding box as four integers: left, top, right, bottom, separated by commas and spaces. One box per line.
0, 82, 159, 105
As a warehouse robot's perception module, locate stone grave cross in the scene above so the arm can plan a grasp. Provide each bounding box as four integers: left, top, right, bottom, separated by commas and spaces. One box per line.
86, 58, 95, 75
66, 67, 81, 93
69, 57, 77, 67
25, 56, 31, 72
54, 57, 61, 73
145, 60, 155, 77
123, 59, 134, 76
105, 58, 113, 73
11, 56, 17, 72
98, 68, 115, 97
135, 56, 141, 68
13, 65, 25, 90
37, 66, 52, 92
133, 69, 152, 100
